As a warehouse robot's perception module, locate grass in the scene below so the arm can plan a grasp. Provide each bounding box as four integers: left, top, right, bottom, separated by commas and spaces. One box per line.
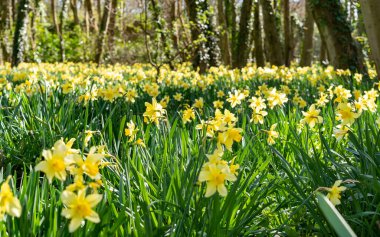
0, 63, 379, 236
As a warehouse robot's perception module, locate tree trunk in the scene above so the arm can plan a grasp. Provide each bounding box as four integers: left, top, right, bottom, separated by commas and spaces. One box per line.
29, 0, 41, 61
149, 0, 172, 64
51, 0, 65, 61
319, 39, 327, 63
97, 0, 102, 23
252, 1, 264, 67
300, 0, 314, 67
359, 0, 380, 78
58, 0, 67, 62
225, 0, 236, 60
11, 0, 30, 67
217, 0, 231, 66
168, 0, 179, 51
309, 0, 366, 73
107, 0, 118, 59
0, 0, 12, 63
233, 0, 253, 68
95, 0, 111, 64
185, 0, 220, 72
283, 0, 291, 66
260, 0, 284, 65
70, 0, 80, 25
85, 0, 98, 32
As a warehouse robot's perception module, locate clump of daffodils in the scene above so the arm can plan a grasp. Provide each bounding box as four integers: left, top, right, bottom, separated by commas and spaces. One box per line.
249, 96, 268, 124
196, 109, 243, 197
35, 138, 109, 232
196, 109, 243, 151
198, 146, 239, 197
124, 120, 146, 147
263, 124, 279, 145
143, 97, 166, 126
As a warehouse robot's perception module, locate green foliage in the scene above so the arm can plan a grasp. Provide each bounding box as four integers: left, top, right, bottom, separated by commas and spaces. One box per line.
0, 63, 379, 235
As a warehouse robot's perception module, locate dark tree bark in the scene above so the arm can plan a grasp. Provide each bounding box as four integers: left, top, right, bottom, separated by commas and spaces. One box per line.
283, 0, 291, 66
217, 0, 231, 66
319, 39, 328, 63
300, 0, 314, 66
11, 0, 30, 67
233, 0, 253, 68
309, 0, 366, 73
185, 0, 220, 73
260, 0, 284, 65
225, 0, 236, 59
95, 0, 111, 64
359, 0, 380, 78
253, 1, 265, 67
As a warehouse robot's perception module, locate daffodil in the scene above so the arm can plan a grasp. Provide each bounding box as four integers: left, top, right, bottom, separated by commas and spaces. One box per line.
301, 104, 323, 128
333, 124, 350, 141
264, 124, 279, 145
124, 120, 139, 142
250, 110, 268, 124
143, 98, 165, 125
61, 189, 102, 232
326, 180, 346, 206
0, 176, 22, 220
182, 107, 195, 124
217, 127, 243, 151
198, 164, 237, 197
227, 90, 245, 108
336, 103, 360, 125
35, 139, 77, 183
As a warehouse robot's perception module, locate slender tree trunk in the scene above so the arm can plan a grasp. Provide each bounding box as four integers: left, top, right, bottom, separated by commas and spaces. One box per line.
11, 0, 16, 22
97, 0, 101, 23
253, 1, 264, 67
12, 0, 30, 67
300, 0, 314, 66
70, 0, 80, 25
319, 39, 327, 63
283, 0, 291, 66
150, 0, 172, 64
58, 0, 67, 62
217, 0, 231, 66
29, 0, 41, 61
95, 0, 111, 64
309, 0, 366, 73
225, 0, 236, 60
85, 0, 98, 32
167, 0, 178, 51
0, 0, 12, 62
185, 0, 220, 72
233, 0, 253, 68
107, 0, 118, 59
51, 0, 65, 61
359, 0, 380, 78
260, 0, 284, 65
